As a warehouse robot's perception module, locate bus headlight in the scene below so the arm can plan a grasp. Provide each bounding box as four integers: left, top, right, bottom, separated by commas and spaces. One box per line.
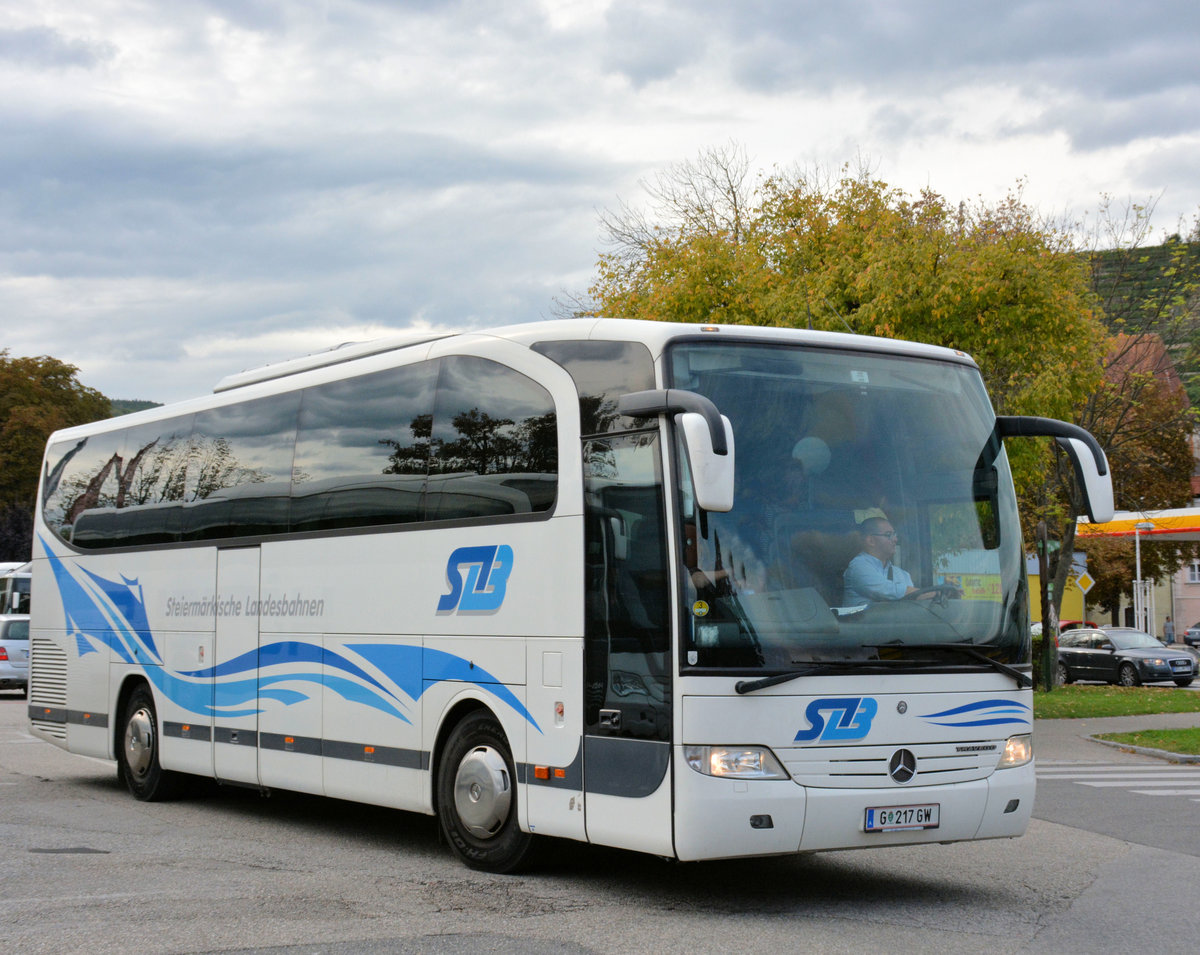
683, 745, 790, 779
997, 734, 1033, 769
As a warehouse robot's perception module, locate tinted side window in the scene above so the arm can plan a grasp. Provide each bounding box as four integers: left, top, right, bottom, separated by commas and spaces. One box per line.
426, 357, 557, 522
47, 416, 196, 548
532, 340, 655, 436
291, 362, 437, 532
181, 394, 301, 541
43, 432, 124, 545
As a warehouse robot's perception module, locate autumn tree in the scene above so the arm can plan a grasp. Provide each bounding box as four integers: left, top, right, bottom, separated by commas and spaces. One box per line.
1033, 202, 1200, 610
581, 146, 1107, 517
579, 146, 1200, 620
0, 350, 111, 560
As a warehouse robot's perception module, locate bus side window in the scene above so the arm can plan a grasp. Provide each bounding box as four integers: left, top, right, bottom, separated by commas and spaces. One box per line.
426, 356, 558, 522
291, 362, 436, 532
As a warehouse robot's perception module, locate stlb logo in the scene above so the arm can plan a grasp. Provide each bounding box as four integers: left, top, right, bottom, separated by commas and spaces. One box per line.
437, 545, 514, 615
793, 697, 879, 742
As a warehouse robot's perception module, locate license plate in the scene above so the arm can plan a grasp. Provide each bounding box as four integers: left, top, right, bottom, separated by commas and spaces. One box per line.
864, 803, 940, 832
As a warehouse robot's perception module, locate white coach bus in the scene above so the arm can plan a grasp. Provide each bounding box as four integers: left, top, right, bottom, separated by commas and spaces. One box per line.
28, 319, 1112, 872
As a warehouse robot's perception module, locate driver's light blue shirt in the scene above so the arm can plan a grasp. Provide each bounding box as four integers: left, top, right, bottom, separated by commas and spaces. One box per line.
843, 552, 913, 604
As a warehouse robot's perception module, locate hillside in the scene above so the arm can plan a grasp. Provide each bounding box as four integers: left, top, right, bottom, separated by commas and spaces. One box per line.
108, 398, 161, 418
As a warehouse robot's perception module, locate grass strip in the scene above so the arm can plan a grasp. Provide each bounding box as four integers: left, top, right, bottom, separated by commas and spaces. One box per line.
1033, 684, 1200, 720
1093, 728, 1200, 757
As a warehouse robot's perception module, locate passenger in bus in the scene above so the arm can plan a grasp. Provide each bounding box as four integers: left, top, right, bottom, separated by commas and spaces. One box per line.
734, 437, 830, 591
842, 516, 927, 604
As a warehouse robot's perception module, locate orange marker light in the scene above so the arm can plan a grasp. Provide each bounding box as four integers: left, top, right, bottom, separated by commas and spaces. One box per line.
534, 766, 549, 780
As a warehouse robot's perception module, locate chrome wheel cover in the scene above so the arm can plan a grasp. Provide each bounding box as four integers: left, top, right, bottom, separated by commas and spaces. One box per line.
453, 744, 512, 838
124, 706, 155, 779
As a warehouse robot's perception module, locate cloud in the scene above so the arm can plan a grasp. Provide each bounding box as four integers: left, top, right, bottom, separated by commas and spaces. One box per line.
0, 26, 115, 70
1, 0, 1198, 404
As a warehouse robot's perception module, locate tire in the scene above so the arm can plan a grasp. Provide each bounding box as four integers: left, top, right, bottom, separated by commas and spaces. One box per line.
1056, 661, 1073, 685
1174, 678, 1194, 687
117, 685, 182, 801
436, 711, 535, 873
1117, 662, 1140, 687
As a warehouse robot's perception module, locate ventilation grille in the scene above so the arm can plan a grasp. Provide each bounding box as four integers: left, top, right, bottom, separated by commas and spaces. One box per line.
29, 637, 68, 740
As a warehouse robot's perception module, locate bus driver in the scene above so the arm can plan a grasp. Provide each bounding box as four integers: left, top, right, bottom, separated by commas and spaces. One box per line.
842, 516, 925, 605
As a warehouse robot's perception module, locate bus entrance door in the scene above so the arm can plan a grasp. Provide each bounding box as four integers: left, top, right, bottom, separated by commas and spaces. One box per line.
581, 432, 674, 857
213, 546, 260, 786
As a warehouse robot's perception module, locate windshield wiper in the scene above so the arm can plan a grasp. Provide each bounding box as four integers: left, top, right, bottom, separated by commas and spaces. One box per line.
873, 643, 1032, 689
735, 661, 882, 694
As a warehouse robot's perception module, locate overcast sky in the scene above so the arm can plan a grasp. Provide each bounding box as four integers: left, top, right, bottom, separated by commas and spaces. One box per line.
3, 0, 1199, 404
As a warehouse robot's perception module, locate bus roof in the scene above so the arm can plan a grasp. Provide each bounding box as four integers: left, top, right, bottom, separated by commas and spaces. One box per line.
213, 318, 979, 394
45, 319, 981, 444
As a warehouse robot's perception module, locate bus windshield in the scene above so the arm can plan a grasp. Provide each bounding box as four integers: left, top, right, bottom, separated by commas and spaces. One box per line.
669, 340, 1027, 671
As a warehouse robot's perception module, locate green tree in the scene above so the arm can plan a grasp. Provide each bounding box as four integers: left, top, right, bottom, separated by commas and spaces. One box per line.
0, 350, 111, 560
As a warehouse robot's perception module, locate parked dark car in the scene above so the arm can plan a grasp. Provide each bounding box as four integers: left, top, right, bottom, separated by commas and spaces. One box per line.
1185, 622, 1200, 648
1057, 627, 1195, 687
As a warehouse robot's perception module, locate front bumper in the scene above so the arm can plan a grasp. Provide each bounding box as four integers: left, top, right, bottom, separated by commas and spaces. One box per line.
672, 757, 1034, 861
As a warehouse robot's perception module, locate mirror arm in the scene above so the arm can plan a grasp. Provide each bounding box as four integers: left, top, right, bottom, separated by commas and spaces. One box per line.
617, 389, 728, 455
995, 415, 1108, 476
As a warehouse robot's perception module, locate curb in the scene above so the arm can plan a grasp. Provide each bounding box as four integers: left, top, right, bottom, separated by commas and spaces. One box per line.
1086, 734, 1200, 763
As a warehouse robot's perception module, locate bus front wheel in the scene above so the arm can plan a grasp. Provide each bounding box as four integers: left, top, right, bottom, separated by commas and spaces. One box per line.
117, 685, 182, 801
436, 711, 534, 873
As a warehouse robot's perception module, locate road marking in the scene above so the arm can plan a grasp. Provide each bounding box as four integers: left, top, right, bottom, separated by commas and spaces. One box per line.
1072, 778, 1200, 786
1038, 772, 1200, 780
1128, 789, 1200, 796
1037, 761, 1200, 800
1032, 763, 1200, 796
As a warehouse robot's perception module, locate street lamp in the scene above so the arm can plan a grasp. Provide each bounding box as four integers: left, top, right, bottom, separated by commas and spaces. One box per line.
1134, 521, 1154, 632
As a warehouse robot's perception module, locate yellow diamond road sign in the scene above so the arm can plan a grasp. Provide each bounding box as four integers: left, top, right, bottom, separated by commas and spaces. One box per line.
1074, 572, 1094, 594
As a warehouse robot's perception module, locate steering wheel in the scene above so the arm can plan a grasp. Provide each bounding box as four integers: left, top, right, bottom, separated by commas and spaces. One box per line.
902, 584, 963, 605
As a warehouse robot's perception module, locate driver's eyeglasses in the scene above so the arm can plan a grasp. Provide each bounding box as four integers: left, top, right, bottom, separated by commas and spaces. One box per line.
870, 531, 899, 540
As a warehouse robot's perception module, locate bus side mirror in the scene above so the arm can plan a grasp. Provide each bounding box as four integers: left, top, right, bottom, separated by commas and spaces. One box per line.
678, 411, 735, 513
617, 388, 735, 513
996, 416, 1114, 523
1054, 436, 1114, 525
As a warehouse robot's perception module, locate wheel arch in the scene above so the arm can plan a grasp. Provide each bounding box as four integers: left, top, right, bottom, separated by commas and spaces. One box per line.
431, 697, 495, 815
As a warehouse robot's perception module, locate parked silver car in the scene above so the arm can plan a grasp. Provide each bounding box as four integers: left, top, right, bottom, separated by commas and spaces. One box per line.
0, 614, 29, 696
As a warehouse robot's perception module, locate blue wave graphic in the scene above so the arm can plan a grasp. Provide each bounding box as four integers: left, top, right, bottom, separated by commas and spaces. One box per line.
347, 643, 542, 733
39, 538, 539, 732
919, 698, 1031, 729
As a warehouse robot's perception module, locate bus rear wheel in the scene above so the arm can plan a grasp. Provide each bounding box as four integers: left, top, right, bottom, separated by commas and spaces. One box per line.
436, 711, 534, 873
118, 685, 182, 801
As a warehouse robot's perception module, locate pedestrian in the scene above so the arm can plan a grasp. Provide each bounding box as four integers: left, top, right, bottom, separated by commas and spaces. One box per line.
1163, 615, 1175, 644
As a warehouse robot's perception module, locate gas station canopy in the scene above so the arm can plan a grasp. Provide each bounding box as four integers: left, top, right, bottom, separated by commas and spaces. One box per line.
1076, 508, 1200, 543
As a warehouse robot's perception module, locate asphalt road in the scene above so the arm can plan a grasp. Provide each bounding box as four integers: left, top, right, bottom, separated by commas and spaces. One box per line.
3, 691, 1199, 955
1032, 709, 1200, 855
